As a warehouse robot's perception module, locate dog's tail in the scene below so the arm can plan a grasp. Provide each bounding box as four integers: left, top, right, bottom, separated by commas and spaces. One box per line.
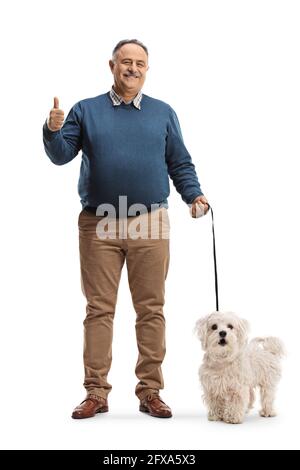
250, 337, 285, 358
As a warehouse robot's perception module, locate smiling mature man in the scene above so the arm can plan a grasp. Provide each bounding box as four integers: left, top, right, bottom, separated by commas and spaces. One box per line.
43, 39, 209, 419
109, 41, 149, 102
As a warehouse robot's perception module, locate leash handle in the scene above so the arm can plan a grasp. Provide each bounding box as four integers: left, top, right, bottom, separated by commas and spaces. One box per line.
208, 205, 219, 312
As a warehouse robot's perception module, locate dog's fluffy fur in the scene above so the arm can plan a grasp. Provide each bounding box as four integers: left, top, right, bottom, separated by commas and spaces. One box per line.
194, 312, 284, 424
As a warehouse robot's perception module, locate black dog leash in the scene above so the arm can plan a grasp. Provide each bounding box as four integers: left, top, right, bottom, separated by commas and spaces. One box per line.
194, 202, 219, 311
209, 207, 219, 312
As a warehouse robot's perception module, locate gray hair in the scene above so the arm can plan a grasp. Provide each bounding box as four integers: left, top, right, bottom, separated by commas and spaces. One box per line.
112, 39, 148, 62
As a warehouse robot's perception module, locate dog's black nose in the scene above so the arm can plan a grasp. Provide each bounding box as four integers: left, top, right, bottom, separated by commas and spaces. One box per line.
219, 330, 227, 338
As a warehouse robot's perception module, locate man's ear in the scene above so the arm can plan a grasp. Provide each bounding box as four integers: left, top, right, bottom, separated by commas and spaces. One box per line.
109, 60, 115, 73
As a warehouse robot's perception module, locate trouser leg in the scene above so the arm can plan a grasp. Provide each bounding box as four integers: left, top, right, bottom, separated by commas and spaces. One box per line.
78, 210, 125, 399
125, 208, 170, 400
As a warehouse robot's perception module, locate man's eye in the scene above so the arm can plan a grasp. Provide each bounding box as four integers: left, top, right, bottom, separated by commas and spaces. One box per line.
211, 324, 218, 330
228, 324, 234, 329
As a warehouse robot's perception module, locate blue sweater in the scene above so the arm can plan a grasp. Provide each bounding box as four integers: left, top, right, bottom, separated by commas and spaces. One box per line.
43, 92, 203, 212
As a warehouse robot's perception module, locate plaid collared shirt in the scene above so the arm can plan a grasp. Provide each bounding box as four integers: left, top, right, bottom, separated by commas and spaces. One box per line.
109, 86, 142, 110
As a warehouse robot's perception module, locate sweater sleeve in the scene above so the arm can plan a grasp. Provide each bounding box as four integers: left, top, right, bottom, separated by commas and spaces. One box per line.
165, 106, 203, 204
42, 102, 82, 165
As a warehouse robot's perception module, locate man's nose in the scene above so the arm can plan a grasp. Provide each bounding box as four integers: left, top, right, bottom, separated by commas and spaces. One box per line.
219, 331, 227, 338
128, 64, 138, 73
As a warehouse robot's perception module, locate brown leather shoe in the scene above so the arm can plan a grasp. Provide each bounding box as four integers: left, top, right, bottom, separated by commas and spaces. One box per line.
139, 394, 172, 418
72, 395, 108, 419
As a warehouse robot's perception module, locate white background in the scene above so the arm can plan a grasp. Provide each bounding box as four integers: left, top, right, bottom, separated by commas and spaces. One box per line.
0, 0, 299, 451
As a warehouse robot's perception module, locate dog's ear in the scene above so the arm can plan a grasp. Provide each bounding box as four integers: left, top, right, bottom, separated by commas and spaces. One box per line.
236, 317, 250, 347
194, 316, 209, 350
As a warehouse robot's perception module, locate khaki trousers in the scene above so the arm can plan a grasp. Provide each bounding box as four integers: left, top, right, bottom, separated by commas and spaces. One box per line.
78, 207, 170, 401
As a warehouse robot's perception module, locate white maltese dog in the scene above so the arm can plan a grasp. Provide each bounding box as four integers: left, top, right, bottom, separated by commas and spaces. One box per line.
194, 311, 284, 424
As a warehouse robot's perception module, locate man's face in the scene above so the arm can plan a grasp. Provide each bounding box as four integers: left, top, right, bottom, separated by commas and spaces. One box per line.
109, 44, 149, 95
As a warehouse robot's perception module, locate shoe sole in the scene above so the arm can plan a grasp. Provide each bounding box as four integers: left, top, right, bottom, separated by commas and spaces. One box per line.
139, 405, 172, 418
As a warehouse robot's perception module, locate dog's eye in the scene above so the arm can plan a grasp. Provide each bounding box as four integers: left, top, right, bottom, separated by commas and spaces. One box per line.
227, 324, 234, 329
211, 324, 218, 330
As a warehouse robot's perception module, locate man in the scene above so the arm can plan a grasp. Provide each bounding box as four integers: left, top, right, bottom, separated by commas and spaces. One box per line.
43, 39, 209, 419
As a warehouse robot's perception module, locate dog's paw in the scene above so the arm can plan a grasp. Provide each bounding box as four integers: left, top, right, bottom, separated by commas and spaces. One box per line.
223, 417, 244, 424
223, 410, 244, 424
208, 412, 219, 422
260, 409, 277, 418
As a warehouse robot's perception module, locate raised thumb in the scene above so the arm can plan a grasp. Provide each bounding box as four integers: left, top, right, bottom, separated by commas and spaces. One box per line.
53, 97, 59, 109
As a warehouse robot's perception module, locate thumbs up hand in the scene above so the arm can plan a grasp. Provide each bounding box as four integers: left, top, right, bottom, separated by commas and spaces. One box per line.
47, 97, 64, 131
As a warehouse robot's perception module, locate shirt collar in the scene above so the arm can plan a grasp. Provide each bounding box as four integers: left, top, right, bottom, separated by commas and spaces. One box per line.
109, 86, 142, 110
